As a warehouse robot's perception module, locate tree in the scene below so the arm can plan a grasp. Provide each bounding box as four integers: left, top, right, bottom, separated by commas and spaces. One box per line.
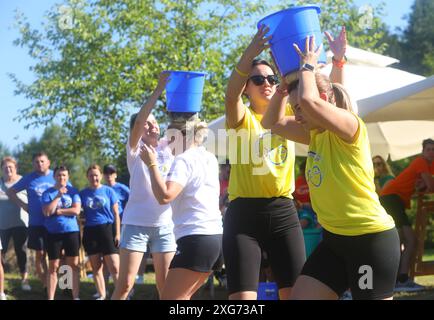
10, 0, 266, 170
396, 0, 434, 76
0, 142, 12, 162
284, 0, 389, 53
13, 124, 99, 189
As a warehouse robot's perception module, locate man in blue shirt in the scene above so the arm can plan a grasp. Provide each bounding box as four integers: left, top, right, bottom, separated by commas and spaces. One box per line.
103, 164, 130, 221
7, 152, 55, 291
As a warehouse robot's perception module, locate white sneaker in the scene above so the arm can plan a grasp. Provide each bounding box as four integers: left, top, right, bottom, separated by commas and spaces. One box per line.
73, 298, 80, 300
93, 290, 109, 299
21, 281, 32, 291
0, 293, 7, 300
95, 295, 106, 300
394, 279, 425, 292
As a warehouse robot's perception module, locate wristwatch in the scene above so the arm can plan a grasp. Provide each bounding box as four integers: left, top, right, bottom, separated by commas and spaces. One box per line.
300, 63, 315, 72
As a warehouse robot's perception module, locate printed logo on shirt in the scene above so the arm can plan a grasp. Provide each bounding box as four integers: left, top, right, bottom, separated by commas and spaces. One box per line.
35, 182, 54, 197
255, 132, 288, 166
307, 165, 322, 187
59, 195, 73, 208
85, 196, 106, 210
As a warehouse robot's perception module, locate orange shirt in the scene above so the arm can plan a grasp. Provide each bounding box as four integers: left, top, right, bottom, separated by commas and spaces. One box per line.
380, 156, 434, 207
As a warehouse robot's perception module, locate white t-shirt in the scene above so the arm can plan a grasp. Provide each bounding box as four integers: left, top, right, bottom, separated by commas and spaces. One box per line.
121, 138, 174, 227
167, 146, 223, 240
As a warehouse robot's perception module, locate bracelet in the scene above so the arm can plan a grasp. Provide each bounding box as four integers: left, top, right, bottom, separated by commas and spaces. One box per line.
148, 163, 157, 169
332, 55, 347, 68
235, 66, 249, 77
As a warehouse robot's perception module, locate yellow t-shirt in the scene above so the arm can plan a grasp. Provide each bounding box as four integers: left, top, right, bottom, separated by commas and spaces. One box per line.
227, 106, 295, 200
307, 116, 395, 236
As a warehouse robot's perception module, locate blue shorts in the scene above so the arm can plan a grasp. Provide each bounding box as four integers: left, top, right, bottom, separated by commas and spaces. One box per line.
120, 224, 176, 253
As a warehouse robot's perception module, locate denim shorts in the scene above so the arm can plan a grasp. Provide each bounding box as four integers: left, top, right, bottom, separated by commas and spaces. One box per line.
120, 224, 177, 253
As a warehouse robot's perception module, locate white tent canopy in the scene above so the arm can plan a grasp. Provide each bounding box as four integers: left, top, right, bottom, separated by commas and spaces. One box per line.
205, 46, 434, 161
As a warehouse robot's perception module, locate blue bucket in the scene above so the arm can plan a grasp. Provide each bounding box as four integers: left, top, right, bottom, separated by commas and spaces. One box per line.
303, 228, 322, 257
257, 282, 279, 300
165, 71, 206, 113
258, 5, 327, 76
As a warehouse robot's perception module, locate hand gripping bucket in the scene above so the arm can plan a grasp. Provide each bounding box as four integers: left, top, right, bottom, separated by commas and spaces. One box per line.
165, 71, 207, 113
257, 5, 327, 77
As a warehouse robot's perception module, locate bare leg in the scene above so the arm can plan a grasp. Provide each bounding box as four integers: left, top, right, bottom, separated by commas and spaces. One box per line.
66, 256, 80, 299
291, 275, 338, 300
35, 250, 48, 288
111, 249, 143, 300
152, 251, 175, 298
103, 253, 119, 287
89, 254, 105, 299
161, 268, 210, 300
47, 259, 60, 300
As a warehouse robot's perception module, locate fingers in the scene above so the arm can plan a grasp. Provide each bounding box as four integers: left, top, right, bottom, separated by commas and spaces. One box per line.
293, 43, 303, 57
310, 35, 316, 53
305, 36, 310, 52
324, 31, 334, 43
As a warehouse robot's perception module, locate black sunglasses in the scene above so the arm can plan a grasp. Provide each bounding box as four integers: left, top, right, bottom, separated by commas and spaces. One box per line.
249, 75, 279, 86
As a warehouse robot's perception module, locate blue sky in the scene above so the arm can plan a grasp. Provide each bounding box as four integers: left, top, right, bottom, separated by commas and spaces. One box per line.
0, 0, 415, 151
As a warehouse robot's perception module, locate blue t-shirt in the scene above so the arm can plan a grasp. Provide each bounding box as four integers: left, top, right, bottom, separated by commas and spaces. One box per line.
110, 183, 130, 219
12, 171, 56, 226
41, 186, 81, 234
80, 185, 118, 227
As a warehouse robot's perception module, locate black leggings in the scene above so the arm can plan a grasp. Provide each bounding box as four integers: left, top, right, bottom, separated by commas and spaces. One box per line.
0, 227, 28, 274
223, 197, 305, 294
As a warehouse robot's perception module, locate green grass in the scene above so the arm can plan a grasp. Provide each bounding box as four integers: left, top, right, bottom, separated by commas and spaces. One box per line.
2, 272, 227, 300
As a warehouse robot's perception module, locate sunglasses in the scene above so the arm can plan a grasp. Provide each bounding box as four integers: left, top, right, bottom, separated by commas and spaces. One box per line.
249, 75, 280, 86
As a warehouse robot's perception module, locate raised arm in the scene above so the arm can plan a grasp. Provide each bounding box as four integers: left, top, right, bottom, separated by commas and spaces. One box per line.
261, 75, 310, 144
225, 26, 271, 128
325, 26, 347, 85
294, 36, 358, 142
130, 72, 170, 150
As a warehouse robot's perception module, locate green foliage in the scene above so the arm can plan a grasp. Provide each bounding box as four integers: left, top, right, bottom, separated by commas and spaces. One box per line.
10, 0, 266, 170
282, 0, 389, 53
399, 0, 434, 76
12, 124, 101, 189
0, 142, 12, 162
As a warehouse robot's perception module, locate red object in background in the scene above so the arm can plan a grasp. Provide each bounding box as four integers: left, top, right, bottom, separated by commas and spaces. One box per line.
294, 175, 310, 204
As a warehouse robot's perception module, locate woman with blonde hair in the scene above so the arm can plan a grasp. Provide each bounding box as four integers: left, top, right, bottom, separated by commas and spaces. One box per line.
372, 155, 394, 194
262, 36, 400, 300
141, 115, 223, 300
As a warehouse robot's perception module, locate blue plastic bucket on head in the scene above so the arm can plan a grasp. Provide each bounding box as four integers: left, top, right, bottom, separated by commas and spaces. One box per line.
258, 5, 327, 76
303, 228, 322, 257
165, 71, 207, 113
257, 282, 279, 300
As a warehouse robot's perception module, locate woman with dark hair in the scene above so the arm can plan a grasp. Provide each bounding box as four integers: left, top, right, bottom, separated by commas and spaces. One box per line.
42, 165, 81, 300
223, 25, 347, 300
262, 35, 400, 300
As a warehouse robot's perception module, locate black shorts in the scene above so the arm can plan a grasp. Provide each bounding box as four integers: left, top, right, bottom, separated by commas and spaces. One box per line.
301, 228, 400, 300
46, 232, 80, 260
83, 223, 118, 256
223, 197, 306, 294
28, 226, 48, 251
170, 234, 223, 273
379, 194, 411, 228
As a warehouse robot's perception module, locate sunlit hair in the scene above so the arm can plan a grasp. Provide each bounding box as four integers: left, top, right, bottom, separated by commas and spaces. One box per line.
86, 164, 102, 176
372, 155, 394, 177
167, 115, 208, 145
1, 156, 18, 169
422, 138, 434, 150
287, 73, 354, 112
54, 165, 69, 176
